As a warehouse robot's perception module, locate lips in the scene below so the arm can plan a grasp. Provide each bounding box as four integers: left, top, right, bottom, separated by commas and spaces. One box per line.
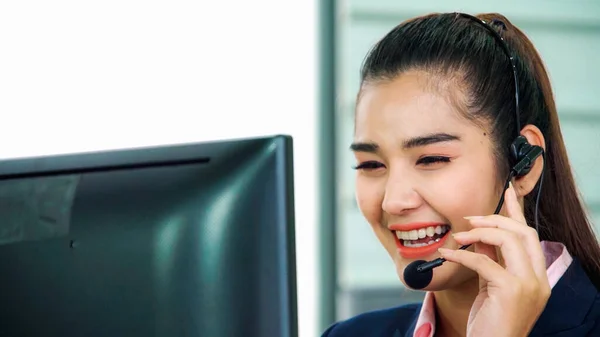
389, 222, 451, 259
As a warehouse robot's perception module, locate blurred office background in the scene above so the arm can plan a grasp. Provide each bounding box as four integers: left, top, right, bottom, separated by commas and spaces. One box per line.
1, 1, 599, 337
325, 0, 600, 333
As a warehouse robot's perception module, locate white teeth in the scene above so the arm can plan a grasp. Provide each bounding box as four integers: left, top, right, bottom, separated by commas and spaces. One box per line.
403, 239, 441, 248
409, 230, 418, 240
395, 225, 449, 248
403, 240, 428, 248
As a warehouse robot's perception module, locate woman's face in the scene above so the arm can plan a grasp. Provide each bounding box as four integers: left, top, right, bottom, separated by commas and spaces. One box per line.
353, 71, 502, 290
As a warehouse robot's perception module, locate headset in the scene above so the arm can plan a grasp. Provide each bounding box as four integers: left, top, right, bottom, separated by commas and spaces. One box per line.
403, 13, 547, 289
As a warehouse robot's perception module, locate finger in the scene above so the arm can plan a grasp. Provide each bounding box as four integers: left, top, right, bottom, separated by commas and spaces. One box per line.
504, 181, 527, 224
474, 242, 499, 264
439, 247, 513, 284
453, 227, 535, 279
464, 215, 547, 280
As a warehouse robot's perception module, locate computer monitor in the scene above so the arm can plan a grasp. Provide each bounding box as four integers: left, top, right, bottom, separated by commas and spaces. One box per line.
0, 135, 297, 337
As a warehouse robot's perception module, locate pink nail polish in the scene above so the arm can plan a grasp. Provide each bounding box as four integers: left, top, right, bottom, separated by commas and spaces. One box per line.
438, 248, 452, 255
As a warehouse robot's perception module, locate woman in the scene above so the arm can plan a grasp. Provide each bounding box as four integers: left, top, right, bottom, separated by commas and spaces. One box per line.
322, 12, 600, 337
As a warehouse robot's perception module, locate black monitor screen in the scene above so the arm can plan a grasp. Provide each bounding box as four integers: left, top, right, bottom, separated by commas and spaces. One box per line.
0, 135, 297, 337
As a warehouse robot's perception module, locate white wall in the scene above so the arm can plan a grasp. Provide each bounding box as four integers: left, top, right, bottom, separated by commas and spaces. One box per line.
0, 1, 319, 336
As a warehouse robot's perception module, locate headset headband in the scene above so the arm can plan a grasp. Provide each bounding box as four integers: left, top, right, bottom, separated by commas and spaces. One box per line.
457, 13, 521, 134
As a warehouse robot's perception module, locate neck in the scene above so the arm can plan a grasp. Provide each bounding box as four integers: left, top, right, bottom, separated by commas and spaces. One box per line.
433, 278, 479, 337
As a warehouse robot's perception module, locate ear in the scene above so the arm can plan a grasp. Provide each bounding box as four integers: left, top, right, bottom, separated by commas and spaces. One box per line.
512, 124, 546, 197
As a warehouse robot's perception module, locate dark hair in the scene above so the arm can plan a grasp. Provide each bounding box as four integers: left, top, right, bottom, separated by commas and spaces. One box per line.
358, 12, 600, 288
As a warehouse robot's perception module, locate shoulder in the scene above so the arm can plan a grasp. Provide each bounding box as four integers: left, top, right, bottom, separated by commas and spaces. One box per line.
320, 303, 421, 337
580, 289, 600, 334
551, 293, 600, 336
532, 257, 600, 336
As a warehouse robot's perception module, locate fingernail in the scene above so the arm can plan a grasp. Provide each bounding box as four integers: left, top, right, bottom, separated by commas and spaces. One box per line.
452, 232, 466, 241
509, 181, 517, 194
438, 248, 453, 256
463, 216, 484, 220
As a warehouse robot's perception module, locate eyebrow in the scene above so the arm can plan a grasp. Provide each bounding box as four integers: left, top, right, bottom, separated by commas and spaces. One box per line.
402, 133, 460, 149
349, 142, 379, 153
349, 133, 460, 153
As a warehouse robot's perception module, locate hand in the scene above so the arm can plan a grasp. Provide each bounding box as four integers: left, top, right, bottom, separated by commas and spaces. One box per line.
438, 182, 551, 337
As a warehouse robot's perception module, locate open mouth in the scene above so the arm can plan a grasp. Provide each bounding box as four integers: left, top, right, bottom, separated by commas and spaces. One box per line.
395, 225, 450, 248
392, 224, 451, 259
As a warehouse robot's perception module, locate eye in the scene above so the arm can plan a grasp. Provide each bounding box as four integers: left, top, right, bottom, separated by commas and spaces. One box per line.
352, 161, 385, 170
416, 156, 451, 166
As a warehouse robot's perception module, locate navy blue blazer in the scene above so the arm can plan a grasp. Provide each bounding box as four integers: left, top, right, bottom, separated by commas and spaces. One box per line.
322, 258, 600, 336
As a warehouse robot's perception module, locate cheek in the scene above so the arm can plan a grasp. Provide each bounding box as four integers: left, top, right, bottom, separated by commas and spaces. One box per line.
423, 162, 499, 228
355, 177, 385, 226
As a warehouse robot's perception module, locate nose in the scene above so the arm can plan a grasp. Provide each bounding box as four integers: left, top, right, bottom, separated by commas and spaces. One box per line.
382, 173, 423, 216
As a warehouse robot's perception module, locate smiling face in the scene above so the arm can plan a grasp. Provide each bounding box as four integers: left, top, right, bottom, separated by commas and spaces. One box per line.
353, 71, 503, 291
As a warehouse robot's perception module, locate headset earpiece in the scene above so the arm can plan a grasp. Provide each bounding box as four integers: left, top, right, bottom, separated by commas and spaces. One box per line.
510, 135, 544, 177
510, 135, 531, 162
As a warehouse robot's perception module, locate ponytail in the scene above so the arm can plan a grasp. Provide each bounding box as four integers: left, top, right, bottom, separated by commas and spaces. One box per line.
481, 13, 600, 288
